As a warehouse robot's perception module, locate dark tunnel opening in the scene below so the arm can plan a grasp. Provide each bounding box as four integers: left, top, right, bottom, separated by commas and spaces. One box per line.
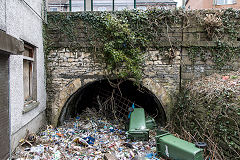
58, 79, 166, 127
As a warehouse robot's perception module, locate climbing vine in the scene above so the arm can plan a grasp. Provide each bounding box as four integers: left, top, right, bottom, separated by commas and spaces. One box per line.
44, 9, 240, 159
44, 8, 240, 82
186, 8, 240, 68
79, 12, 148, 82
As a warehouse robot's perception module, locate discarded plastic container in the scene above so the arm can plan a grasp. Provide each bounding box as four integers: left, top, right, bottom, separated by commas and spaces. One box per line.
126, 108, 149, 141
155, 130, 204, 160
145, 117, 157, 130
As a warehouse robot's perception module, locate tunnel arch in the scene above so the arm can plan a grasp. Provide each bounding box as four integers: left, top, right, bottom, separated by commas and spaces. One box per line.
51, 78, 172, 127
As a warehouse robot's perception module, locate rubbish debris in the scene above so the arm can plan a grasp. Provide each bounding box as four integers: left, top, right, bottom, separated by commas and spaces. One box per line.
13, 107, 163, 160
104, 153, 117, 160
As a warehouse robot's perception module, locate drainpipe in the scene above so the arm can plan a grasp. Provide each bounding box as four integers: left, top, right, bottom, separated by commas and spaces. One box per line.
134, 0, 136, 9
69, 0, 72, 11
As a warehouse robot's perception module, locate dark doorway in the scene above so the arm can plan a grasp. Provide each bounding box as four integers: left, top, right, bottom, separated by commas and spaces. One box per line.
0, 54, 10, 160
58, 79, 166, 127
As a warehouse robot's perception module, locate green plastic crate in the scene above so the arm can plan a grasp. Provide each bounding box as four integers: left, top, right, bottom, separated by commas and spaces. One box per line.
155, 131, 204, 160
126, 108, 149, 141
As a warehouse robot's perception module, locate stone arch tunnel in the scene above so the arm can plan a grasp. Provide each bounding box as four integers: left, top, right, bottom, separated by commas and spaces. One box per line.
50, 77, 172, 127
58, 79, 167, 127
45, 12, 240, 128
47, 48, 177, 127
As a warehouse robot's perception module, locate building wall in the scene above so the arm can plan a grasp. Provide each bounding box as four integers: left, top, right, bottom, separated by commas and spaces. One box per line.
215, 0, 240, 8
0, 54, 10, 160
186, 0, 213, 9
0, 0, 47, 152
186, 0, 240, 9
0, 0, 6, 31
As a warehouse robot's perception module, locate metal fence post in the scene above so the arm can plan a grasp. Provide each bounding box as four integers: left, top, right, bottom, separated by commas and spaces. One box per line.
113, 0, 115, 11
84, 0, 86, 11
69, 0, 72, 11
91, 0, 93, 11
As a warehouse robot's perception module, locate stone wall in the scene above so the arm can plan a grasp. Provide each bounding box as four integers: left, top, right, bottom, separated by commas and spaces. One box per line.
181, 19, 240, 81
47, 49, 181, 93
45, 11, 240, 125
46, 47, 178, 125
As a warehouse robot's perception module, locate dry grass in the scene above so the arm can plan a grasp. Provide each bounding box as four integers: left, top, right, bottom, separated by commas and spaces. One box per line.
167, 70, 240, 160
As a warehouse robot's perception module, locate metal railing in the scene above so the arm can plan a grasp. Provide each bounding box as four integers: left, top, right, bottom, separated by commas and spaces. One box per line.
48, 0, 177, 12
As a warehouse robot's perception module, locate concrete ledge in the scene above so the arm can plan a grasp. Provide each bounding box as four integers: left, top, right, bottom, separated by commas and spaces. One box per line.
0, 30, 24, 55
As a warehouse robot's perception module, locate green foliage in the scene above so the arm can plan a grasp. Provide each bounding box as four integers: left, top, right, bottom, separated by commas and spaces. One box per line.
44, 9, 240, 159
44, 9, 240, 82
187, 41, 240, 68
186, 8, 240, 68
80, 12, 147, 82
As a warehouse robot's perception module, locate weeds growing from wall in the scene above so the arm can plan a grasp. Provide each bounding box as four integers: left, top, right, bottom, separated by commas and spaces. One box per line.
45, 8, 240, 83
44, 9, 240, 159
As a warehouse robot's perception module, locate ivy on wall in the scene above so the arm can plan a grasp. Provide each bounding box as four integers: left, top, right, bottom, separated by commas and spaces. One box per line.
186, 9, 240, 68
44, 9, 240, 159
79, 12, 148, 82
44, 8, 240, 83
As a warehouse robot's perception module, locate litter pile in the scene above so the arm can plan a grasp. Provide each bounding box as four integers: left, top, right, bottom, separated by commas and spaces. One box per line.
187, 69, 240, 97
13, 108, 161, 160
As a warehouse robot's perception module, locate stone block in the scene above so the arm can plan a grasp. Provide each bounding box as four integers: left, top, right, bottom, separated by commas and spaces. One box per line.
146, 61, 154, 65
170, 32, 182, 37
154, 60, 163, 65
183, 33, 200, 42
181, 56, 192, 65
181, 72, 194, 80
83, 78, 96, 85
58, 48, 66, 53
143, 70, 156, 77
183, 27, 197, 33
149, 50, 159, 55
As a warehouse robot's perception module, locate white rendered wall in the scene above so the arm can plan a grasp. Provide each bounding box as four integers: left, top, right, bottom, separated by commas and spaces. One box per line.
4, 0, 46, 151
0, 0, 6, 31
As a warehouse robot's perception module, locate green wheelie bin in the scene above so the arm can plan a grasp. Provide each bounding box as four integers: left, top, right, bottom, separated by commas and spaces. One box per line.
155, 130, 205, 160
126, 108, 149, 141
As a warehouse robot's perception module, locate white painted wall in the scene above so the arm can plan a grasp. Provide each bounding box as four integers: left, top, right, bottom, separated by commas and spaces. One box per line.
0, 0, 46, 151
0, 0, 6, 31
